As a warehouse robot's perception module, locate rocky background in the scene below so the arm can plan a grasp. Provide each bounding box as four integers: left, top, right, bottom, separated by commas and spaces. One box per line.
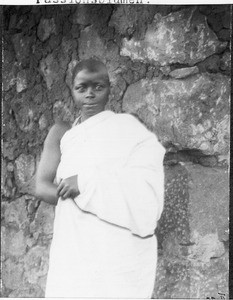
2, 4, 230, 298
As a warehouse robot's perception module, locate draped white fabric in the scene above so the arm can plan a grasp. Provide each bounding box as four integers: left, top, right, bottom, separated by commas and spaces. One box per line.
45, 111, 165, 298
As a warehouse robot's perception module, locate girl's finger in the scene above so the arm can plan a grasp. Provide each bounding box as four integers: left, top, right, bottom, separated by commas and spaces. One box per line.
58, 185, 68, 197
57, 181, 65, 195
62, 190, 71, 199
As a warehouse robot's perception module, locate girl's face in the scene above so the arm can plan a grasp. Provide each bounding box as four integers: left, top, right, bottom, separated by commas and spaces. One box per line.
72, 69, 110, 119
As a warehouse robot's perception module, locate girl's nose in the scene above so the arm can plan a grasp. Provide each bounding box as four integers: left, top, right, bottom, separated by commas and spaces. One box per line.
85, 87, 95, 98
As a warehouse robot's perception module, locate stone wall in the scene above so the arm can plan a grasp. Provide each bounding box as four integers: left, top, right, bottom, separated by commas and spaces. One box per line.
2, 4, 230, 298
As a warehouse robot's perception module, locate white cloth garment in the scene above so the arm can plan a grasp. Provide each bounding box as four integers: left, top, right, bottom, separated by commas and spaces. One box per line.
45, 111, 165, 298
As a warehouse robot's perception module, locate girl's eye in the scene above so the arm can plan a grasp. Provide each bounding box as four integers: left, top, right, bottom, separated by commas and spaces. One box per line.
95, 85, 103, 91
75, 86, 85, 92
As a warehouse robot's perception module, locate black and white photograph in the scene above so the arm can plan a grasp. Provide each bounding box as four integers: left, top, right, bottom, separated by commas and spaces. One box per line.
1, 2, 231, 299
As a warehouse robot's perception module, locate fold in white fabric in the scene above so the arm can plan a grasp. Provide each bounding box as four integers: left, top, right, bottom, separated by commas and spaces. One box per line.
45, 111, 165, 298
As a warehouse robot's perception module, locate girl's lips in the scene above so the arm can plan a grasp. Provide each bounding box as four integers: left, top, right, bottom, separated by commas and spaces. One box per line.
83, 103, 98, 107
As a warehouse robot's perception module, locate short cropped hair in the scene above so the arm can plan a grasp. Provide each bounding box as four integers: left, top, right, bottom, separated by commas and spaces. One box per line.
71, 58, 110, 86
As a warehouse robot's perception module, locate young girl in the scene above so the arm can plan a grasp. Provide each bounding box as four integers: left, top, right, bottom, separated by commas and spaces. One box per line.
36, 58, 165, 298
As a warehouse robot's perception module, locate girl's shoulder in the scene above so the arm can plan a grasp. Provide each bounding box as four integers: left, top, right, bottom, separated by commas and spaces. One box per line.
45, 121, 71, 146
53, 121, 71, 133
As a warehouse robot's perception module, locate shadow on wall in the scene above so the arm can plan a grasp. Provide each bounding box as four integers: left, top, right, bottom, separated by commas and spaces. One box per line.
2, 4, 230, 298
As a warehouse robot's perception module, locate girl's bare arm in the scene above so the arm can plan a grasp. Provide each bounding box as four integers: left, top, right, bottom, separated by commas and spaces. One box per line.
35, 122, 70, 205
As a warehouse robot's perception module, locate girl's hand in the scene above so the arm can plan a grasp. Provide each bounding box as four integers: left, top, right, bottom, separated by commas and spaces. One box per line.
57, 175, 80, 199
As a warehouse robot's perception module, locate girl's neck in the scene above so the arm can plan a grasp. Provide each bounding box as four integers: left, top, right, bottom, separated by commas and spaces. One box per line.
80, 108, 105, 123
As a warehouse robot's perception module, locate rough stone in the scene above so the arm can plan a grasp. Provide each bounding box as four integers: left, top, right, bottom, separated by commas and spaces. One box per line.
37, 18, 56, 42
14, 103, 35, 133
38, 275, 47, 293
23, 246, 49, 285
1, 164, 16, 198
121, 59, 148, 84
154, 252, 228, 299
209, 5, 228, 14
105, 98, 122, 114
154, 257, 191, 299
48, 81, 68, 105
26, 199, 40, 215
30, 201, 55, 236
2, 159, 7, 190
48, 34, 61, 52
198, 5, 213, 15
16, 69, 28, 93
14, 154, 35, 189
197, 54, 220, 73
2, 258, 24, 290
53, 100, 75, 123
216, 155, 229, 168
198, 155, 218, 167
7, 162, 14, 172
156, 164, 190, 247
217, 28, 230, 41
220, 51, 231, 74
187, 164, 229, 244
71, 5, 112, 30
21, 176, 37, 196
34, 84, 43, 104
59, 37, 78, 72
154, 162, 229, 298
160, 65, 171, 76
2, 226, 27, 257
11, 33, 34, 66
8, 13, 17, 30
108, 75, 127, 104
3, 196, 29, 230
8, 286, 44, 298
14, 8, 34, 30
40, 54, 60, 90
109, 5, 157, 38
169, 66, 199, 79
189, 252, 229, 299
109, 5, 135, 36
3, 51, 18, 91
71, 24, 80, 39
78, 26, 106, 61
207, 13, 223, 32
72, 5, 91, 25
221, 9, 231, 28
39, 114, 48, 130
188, 232, 225, 262
122, 73, 230, 155
145, 66, 154, 80
121, 8, 227, 66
